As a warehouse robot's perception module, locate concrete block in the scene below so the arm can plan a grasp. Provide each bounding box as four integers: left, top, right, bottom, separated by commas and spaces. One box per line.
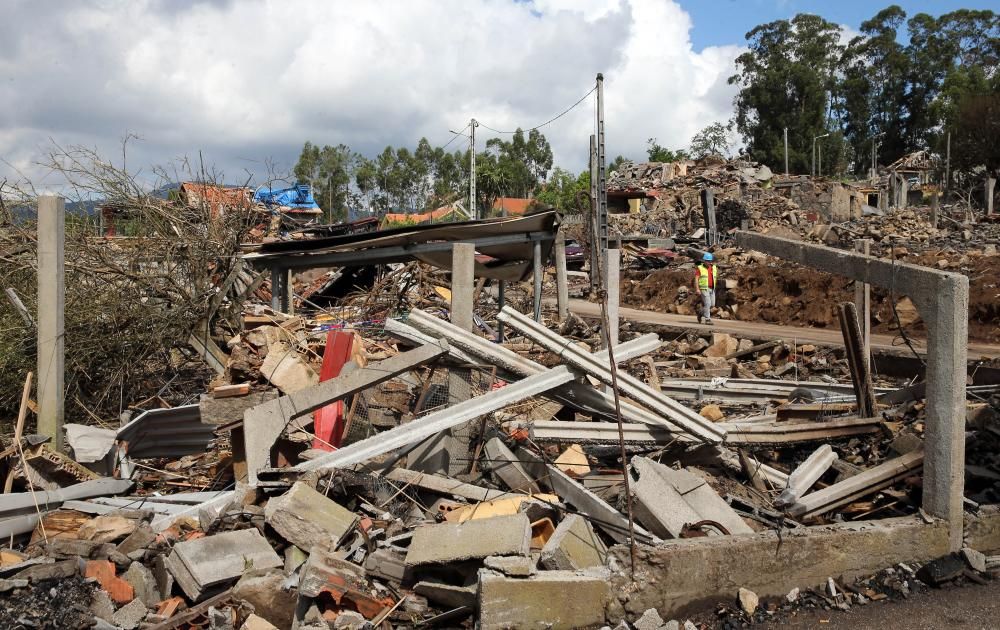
485, 437, 541, 493
484, 554, 536, 577
117, 524, 156, 556
123, 561, 159, 607
13, 558, 78, 582
299, 545, 368, 598
405, 513, 531, 567
363, 547, 406, 584
478, 569, 610, 630
264, 482, 359, 550
77, 514, 138, 543
634, 608, 664, 630
89, 588, 115, 622
199, 390, 277, 425
260, 342, 318, 394
111, 598, 148, 630
413, 581, 477, 609
540, 514, 607, 570
233, 569, 297, 629
241, 614, 280, 630
165, 528, 282, 600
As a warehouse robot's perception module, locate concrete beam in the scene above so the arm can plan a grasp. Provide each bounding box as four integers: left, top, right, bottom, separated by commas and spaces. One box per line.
37, 195, 65, 452
295, 366, 574, 472
381, 468, 517, 502
243, 341, 449, 484
604, 248, 620, 349
735, 231, 968, 549
774, 444, 837, 508
607, 516, 949, 620
450, 243, 475, 332
545, 463, 656, 545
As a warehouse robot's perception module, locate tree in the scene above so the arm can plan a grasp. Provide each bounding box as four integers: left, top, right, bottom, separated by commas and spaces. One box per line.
608, 155, 629, 172
646, 138, 688, 163
689, 122, 734, 158
730, 14, 844, 173
293, 142, 357, 222
533, 168, 590, 213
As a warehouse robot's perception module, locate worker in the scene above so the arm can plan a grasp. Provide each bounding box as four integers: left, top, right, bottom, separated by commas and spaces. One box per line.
694, 252, 718, 325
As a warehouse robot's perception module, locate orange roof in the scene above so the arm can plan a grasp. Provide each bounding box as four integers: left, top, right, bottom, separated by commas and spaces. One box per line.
493, 197, 533, 216
383, 205, 460, 225
179, 182, 253, 217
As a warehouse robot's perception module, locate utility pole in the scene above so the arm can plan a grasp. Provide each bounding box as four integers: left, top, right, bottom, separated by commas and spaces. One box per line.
945, 131, 951, 199
596, 73, 608, 257
469, 118, 478, 220
589, 135, 599, 292
783, 127, 788, 175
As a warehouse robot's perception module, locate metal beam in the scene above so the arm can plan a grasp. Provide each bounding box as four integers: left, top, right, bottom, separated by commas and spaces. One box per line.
295, 366, 575, 472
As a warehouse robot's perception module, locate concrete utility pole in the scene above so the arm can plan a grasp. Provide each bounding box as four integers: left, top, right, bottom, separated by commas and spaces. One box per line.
469, 119, 478, 220
945, 131, 951, 199
37, 195, 65, 452
596, 73, 608, 257
588, 134, 599, 292
811, 133, 829, 178
783, 127, 788, 175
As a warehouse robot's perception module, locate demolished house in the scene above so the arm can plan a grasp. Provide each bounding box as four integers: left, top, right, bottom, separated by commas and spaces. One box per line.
1, 161, 999, 630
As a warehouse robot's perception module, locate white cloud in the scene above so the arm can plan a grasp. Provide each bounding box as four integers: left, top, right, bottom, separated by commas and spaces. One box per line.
0, 0, 742, 190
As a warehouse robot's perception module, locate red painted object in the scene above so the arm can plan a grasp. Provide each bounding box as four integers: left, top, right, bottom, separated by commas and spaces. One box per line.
313, 331, 355, 450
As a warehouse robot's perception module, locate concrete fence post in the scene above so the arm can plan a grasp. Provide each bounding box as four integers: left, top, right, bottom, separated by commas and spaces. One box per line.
554, 230, 569, 322
37, 195, 65, 452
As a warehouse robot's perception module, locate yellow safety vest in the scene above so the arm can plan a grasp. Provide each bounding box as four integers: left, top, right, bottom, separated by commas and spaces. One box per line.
696, 264, 717, 290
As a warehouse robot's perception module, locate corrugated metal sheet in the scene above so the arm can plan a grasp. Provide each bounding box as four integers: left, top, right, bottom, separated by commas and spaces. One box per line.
117, 404, 216, 459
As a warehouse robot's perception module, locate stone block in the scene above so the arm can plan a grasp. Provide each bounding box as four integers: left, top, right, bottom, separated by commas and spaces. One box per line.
299, 545, 368, 598
634, 608, 664, 630
165, 528, 282, 600
13, 558, 78, 583
540, 514, 606, 571
117, 524, 157, 556
123, 561, 159, 607
478, 569, 610, 630
111, 598, 148, 630
413, 581, 477, 609
264, 482, 359, 551
77, 515, 137, 543
484, 554, 536, 577
233, 569, 297, 630
405, 513, 531, 567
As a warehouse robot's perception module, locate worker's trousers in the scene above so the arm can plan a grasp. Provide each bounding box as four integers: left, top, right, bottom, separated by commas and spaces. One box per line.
700, 289, 715, 321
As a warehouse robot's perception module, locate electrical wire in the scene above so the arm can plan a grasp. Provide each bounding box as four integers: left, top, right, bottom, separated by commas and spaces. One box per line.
476, 86, 597, 134
440, 122, 471, 150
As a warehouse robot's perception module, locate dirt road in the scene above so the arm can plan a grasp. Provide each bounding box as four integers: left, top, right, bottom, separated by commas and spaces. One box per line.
565, 299, 1000, 359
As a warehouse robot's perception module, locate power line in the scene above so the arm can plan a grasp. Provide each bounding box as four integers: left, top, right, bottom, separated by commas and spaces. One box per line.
441, 122, 471, 150
476, 86, 597, 134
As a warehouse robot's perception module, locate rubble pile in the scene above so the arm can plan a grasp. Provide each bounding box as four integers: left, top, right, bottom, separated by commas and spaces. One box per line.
606, 158, 793, 237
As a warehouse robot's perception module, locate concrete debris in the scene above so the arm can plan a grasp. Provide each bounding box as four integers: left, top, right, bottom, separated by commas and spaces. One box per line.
405, 513, 531, 567
1, 196, 991, 630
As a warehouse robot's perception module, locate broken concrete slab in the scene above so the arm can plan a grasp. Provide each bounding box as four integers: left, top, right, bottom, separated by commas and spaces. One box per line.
484, 437, 541, 493
13, 558, 78, 582
540, 514, 607, 570
634, 607, 665, 630
123, 561, 159, 607
405, 513, 531, 567
199, 390, 277, 425
241, 614, 280, 630
630, 457, 752, 538
299, 545, 368, 598
165, 528, 282, 600
264, 481, 359, 550
117, 523, 157, 556
478, 568, 610, 630
546, 464, 655, 544
77, 514, 137, 543
775, 444, 837, 509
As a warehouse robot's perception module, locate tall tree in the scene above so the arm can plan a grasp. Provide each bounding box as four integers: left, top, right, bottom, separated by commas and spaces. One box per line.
689, 122, 734, 158
730, 14, 844, 173
293, 142, 357, 222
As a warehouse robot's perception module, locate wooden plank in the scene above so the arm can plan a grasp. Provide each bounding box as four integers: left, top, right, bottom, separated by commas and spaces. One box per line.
211, 384, 250, 399
3, 372, 32, 493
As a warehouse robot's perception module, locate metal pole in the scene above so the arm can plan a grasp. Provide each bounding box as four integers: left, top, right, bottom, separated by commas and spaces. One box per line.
470, 119, 477, 220
783, 127, 788, 175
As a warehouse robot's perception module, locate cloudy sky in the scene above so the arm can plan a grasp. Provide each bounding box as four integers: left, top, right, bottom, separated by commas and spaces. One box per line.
0, 0, 991, 192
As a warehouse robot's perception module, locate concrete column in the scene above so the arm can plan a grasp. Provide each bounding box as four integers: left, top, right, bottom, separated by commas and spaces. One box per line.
915, 275, 969, 550
37, 195, 65, 452
853, 239, 871, 364
450, 243, 475, 332
554, 231, 569, 322
270, 266, 282, 312
899, 176, 909, 210
605, 247, 620, 349
700, 189, 716, 246
930, 190, 939, 229
532, 240, 543, 322
986, 176, 996, 216
283, 268, 294, 315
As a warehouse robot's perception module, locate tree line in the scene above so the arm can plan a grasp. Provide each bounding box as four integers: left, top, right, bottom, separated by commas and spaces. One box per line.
729, 6, 1000, 182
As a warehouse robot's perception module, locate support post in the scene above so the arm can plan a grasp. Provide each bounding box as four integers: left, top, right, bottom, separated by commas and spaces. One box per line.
930, 189, 939, 229
837, 303, 876, 418
37, 195, 65, 452
853, 239, 871, 363
700, 189, 716, 246
283, 268, 293, 315
986, 176, 996, 216
270, 266, 282, 313
554, 230, 569, 322
605, 246, 620, 349
532, 240, 543, 322
450, 243, 475, 333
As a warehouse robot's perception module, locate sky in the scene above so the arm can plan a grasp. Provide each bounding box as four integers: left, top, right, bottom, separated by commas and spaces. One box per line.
0, 0, 993, 195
